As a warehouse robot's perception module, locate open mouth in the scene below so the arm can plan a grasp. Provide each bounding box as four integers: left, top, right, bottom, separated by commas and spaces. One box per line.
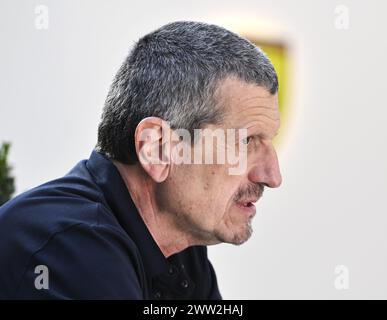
235, 200, 257, 216
241, 202, 254, 208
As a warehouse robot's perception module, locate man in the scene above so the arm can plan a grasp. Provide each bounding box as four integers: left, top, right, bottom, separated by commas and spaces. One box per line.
0, 21, 281, 299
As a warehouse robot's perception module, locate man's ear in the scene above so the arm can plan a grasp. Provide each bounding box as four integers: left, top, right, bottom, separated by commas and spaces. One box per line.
134, 117, 171, 183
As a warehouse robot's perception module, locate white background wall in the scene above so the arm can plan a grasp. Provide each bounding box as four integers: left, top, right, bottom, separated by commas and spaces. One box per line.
1, 0, 386, 299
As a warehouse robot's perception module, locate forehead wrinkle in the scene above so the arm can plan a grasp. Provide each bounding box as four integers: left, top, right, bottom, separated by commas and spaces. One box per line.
245, 118, 279, 130
232, 112, 280, 125
245, 117, 279, 129
237, 94, 274, 103
234, 104, 278, 113
226, 104, 279, 125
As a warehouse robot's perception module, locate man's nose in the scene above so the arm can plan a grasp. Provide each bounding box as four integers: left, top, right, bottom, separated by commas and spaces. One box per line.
247, 142, 282, 188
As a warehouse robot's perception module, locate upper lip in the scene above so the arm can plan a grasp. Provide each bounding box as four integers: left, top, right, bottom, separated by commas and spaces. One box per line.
238, 197, 259, 204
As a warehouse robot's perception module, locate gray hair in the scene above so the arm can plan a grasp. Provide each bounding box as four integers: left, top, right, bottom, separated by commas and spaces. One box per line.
96, 21, 278, 164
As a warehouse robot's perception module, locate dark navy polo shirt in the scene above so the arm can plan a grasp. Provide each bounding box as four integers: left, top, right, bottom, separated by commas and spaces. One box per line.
0, 151, 222, 299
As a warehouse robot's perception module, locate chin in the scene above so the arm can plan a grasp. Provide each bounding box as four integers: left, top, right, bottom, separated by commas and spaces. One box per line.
215, 222, 253, 245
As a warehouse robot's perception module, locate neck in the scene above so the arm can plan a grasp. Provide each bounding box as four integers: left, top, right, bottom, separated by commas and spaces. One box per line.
113, 161, 199, 258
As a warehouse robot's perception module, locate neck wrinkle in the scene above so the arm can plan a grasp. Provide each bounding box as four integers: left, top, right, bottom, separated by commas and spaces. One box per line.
112, 161, 198, 258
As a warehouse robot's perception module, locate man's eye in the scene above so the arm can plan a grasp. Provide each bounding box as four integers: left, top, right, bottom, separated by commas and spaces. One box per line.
241, 136, 253, 145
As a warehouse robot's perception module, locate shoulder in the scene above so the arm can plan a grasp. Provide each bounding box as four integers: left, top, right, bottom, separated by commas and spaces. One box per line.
0, 168, 142, 298
0, 168, 119, 256
13, 222, 143, 299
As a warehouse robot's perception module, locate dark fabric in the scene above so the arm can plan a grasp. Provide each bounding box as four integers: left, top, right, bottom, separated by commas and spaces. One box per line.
0, 150, 222, 300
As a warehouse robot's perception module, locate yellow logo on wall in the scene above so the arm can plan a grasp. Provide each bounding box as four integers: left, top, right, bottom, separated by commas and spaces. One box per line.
248, 39, 290, 145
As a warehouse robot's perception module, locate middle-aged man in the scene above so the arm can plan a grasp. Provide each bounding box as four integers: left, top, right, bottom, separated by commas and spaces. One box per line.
0, 21, 282, 299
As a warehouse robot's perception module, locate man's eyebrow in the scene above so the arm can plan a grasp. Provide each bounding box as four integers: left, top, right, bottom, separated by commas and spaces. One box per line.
244, 125, 280, 140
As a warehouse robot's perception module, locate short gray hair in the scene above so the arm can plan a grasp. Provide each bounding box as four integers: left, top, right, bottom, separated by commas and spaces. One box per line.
96, 21, 278, 164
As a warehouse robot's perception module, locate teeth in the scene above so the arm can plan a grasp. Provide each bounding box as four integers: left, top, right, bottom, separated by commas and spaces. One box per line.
239, 202, 253, 207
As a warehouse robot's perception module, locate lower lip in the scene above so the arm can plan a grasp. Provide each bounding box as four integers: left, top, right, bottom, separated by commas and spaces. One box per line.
235, 202, 256, 217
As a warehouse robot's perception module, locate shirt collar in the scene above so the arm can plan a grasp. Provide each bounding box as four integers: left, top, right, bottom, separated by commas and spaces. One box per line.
85, 150, 170, 278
